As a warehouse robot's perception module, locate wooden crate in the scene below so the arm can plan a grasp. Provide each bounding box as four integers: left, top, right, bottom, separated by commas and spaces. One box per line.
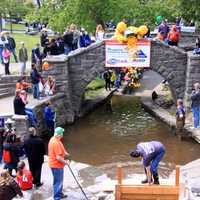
115, 165, 180, 200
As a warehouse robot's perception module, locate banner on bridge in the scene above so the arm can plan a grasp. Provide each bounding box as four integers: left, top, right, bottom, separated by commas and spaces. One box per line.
105, 40, 151, 68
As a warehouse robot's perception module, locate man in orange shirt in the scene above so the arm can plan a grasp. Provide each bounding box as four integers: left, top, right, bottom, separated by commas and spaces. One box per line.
48, 127, 70, 200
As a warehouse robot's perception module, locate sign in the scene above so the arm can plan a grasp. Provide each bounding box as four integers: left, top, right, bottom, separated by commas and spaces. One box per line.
105, 40, 151, 68
181, 26, 196, 33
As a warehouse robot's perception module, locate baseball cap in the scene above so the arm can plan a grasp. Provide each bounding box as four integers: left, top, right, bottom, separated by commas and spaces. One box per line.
130, 150, 140, 158
54, 127, 65, 137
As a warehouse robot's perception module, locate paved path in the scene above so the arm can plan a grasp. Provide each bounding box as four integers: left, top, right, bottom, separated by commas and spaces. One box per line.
0, 94, 52, 116
0, 61, 31, 76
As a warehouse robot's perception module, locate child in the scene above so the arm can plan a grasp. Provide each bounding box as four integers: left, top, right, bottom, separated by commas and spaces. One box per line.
176, 99, 185, 140
2, 46, 11, 75
16, 161, 33, 191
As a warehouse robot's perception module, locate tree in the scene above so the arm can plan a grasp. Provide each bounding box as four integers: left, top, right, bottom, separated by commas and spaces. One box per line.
179, 0, 200, 23
25, 0, 199, 34
0, 0, 34, 32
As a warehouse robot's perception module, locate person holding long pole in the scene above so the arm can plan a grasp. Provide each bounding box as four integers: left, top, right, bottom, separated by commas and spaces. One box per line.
48, 127, 70, 200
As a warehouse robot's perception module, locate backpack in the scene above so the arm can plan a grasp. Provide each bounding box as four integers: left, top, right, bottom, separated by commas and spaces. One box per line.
168, 31, 179, 42
3, 149, 11, 163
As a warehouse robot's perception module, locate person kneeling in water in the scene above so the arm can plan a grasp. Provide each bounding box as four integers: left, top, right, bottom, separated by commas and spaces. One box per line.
130, 141, 165, 184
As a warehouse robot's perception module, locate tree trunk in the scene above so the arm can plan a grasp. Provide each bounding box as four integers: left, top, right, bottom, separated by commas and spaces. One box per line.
0, 16, 2, 32
9, 14, 13, 33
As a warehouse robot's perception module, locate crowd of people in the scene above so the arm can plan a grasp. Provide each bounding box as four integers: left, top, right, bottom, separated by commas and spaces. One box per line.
155, 19, 180, 46
0, 119, 70, 200
103, 67, 143, 93
0, 116, 71, 199
0, 17, 200, 199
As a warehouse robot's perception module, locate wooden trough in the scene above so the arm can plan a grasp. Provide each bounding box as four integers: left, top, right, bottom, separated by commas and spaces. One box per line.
115, 165, 180, 200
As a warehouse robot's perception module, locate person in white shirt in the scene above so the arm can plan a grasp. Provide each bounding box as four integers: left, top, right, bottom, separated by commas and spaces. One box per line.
95, 24, 105, 41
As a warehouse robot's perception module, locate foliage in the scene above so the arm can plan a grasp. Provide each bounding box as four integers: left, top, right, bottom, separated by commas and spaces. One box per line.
0, 0, 34, 20
25, 0, 198, 33
86, 77, 105, 90
178, 0, 200, 22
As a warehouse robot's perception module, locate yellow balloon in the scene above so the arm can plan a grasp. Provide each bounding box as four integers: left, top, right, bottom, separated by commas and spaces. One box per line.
138, 25, 148, 36
116, 21, 127, 34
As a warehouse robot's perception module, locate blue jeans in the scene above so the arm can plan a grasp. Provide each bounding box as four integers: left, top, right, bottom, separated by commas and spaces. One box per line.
51, 168, 64, 200
150, 149, 165, 175
0, 152, 2, 163
33, 83, 39, 99
64, 45, 72, 55
192, 106, 200, 128
0, 47, 3, 63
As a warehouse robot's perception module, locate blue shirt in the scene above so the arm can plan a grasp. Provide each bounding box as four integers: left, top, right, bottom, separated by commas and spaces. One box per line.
44, 106, 55, 122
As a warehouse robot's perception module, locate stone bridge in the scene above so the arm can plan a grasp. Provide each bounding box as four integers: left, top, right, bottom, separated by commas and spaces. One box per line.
40, 38, 200, 127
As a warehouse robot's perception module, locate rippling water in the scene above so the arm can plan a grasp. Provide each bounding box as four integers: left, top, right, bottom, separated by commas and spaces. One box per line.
63, 95, 200, 178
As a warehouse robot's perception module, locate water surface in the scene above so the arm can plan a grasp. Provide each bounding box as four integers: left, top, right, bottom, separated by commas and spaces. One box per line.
63, 95, 200, 177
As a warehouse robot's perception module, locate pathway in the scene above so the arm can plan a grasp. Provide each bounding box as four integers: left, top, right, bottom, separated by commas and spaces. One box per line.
0, 61, 31, 76
0, 94, 52, 116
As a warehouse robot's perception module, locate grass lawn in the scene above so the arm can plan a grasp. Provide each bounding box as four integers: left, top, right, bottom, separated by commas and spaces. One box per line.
10, 33, 40, 62
5, 23, 25, 31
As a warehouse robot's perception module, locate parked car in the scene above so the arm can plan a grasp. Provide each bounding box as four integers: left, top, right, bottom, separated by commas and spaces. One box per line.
104, 32, 114, 39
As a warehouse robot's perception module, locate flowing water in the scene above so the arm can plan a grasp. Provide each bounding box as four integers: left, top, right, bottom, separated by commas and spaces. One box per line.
63, 95, 200, 178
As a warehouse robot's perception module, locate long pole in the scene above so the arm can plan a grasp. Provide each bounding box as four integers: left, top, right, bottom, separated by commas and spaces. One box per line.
66, 163, 89, 200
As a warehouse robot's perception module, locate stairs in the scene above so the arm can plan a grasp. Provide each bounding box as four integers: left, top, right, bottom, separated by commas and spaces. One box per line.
0, 75, 30, 99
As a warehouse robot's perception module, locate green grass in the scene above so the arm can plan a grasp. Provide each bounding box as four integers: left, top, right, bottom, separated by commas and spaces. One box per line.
10, 33, 40, 62
86, 77, 105, 90
5, 23, 25, 31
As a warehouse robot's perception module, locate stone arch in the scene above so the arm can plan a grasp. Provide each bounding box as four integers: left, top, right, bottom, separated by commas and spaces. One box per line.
150, 40, 187, 100
67, 42, 106, 116
44, 40, 188, 122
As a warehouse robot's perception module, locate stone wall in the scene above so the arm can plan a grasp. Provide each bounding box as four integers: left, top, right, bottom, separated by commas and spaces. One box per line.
42, 40, 189, 116
68, 42, 105, 116
179, 32, 197, 50
28, 93, 72, 134
184, 52, 200, 107
37, 39, 199, 132
151, 40, 187, 99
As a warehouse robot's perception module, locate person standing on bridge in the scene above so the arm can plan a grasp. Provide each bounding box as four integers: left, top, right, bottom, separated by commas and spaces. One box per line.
130, 141, 165, 185
191, 83, 200, 129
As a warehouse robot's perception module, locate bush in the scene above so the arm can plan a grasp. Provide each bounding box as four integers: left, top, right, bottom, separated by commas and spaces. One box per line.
86, 77, 105, 90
